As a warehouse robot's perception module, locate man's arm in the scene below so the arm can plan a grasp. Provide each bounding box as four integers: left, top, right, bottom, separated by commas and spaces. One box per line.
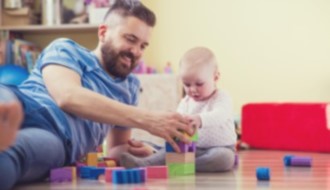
42, 65, 193, 152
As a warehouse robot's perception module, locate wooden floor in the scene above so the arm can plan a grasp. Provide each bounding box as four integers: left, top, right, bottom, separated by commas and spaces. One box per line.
14, 150, 330, 190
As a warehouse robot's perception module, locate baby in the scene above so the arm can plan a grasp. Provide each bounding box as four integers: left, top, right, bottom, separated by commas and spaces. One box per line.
121, 47, 237, 172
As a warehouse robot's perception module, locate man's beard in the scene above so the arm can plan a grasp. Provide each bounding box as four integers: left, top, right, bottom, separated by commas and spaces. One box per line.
101, 43, 137, 78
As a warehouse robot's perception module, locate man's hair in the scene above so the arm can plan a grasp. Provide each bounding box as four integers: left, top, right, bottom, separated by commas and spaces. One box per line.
103, 0, 156, 27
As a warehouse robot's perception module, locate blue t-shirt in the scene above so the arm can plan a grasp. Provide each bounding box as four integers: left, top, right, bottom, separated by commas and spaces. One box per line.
18, 38, 140, 163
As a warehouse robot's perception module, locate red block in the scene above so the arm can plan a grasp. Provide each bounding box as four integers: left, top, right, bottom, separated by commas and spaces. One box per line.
146, 166, 168, 179
241, 103, 330, 152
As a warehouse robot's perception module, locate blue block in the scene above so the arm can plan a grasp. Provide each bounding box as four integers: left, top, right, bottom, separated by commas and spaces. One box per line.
165, 142, 175, 152
283, 155, 294, 166
113, 170, 128, 184
79, 166, 97, 179
256, 167, 270, 181
90, 168, 105, 179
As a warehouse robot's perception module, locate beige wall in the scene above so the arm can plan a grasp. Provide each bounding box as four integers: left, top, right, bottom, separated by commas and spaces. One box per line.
142, 0, 330, 115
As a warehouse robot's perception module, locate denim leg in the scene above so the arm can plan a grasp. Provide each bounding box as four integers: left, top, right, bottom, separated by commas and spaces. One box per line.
0, 128, 66, 190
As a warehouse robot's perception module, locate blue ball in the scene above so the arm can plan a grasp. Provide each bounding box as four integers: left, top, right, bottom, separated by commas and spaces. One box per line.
256, 167, 270, 181
0, 64, 29, 86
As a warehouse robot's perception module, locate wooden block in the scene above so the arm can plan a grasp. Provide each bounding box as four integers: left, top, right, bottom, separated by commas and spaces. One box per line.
112, 168, 146, 184
166, 141, 192, 153
50, 167, 76, 182
146, 166, 168, 179
105, 160, 117, 167
87, 152, 98, 167
166, 152, 195, 163
191, 133, 198, 142
168, 163, 195, 177
188, 142, 196, 152
105, 167, 124, 182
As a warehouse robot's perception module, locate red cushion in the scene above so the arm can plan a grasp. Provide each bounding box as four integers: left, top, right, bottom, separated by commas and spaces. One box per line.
241, 103, 330, 152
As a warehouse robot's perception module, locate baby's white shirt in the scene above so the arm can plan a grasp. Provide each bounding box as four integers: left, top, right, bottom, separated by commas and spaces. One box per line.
176, 89, 237, 148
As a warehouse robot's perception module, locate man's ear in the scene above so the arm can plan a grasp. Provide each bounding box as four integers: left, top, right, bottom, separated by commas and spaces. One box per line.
98, 24, 108, 43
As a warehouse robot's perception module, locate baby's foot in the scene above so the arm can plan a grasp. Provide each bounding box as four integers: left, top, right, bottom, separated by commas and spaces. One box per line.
120, 152, 149, 168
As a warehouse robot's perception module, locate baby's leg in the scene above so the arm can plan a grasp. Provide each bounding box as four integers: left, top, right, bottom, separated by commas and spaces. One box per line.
120, 148, 166, 168
0, 128, 66, 190
196, 146, 235, 172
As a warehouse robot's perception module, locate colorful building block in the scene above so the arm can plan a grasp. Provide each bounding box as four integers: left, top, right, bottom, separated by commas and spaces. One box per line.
79, 166, 105, 179
105, 160, 117, 167
190, 132, 198, 142
166, 152, 195, 163
146, 166, 168, 179
256, 167, 270, 181
165, 141, 195, 153
103, 157, 119, 166
50, 167, 76, 183
112, 168, 146, 184
168, 163, 195, 177
283, 155, 312, 167
87, 152, 98, 167
105, 167, 124, 182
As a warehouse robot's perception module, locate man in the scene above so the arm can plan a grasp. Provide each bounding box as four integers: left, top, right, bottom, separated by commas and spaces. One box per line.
0, 1, 193, 189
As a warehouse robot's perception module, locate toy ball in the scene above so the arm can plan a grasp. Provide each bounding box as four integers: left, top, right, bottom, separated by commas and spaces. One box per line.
0, 64, 29, 86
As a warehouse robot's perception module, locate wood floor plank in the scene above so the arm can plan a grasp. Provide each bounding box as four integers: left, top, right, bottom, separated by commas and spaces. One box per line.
13, 150, 330, 190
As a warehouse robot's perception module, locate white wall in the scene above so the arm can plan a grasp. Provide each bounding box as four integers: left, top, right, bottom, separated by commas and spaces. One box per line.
142, 0, 330, 115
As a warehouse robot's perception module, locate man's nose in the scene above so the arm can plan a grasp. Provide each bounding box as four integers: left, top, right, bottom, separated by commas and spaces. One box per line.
130, 45, 143, 58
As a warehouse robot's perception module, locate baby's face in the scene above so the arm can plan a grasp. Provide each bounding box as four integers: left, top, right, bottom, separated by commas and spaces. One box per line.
180, 65, 217, 101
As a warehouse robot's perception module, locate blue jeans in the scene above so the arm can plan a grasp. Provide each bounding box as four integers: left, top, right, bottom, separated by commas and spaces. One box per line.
0, 86, 67, 190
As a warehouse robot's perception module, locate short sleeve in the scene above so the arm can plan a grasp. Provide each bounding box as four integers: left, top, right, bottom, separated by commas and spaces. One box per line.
37, 39, 83, 76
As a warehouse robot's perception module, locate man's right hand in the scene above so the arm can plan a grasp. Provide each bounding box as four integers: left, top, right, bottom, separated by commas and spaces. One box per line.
145, 112, 194, 153
0, 102, 23, 152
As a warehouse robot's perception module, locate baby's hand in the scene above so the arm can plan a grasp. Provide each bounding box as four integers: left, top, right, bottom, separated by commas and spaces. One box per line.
186, 115, 202, 131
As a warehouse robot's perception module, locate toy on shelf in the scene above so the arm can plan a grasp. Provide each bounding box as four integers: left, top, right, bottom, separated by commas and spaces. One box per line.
163, 62, 173, 74
133, 60, 157, 74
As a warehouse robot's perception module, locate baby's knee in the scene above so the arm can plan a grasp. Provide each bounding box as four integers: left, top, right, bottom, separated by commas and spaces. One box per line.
196, 148, 235, 172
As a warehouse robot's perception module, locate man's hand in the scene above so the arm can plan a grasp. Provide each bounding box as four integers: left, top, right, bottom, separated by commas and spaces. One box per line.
145, 112, 194, 153
127, 139, 154, 157
0, 102, 23, 152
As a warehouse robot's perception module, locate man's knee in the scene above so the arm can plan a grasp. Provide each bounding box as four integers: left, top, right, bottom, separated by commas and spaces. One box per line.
0, 153, 18, 190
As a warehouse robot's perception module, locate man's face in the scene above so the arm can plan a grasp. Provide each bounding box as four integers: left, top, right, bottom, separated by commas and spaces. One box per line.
101, 16, 152, 78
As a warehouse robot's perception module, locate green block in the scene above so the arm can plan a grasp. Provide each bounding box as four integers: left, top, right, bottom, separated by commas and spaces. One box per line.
168, 163, 195, 177
191, 133, 198, 142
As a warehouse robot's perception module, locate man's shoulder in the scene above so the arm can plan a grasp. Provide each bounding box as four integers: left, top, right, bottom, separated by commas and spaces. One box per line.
126, 74, 140, 86
45, 38, 85, 52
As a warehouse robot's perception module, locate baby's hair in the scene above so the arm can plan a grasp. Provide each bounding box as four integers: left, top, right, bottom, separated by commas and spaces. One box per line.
180, 47, 218, 71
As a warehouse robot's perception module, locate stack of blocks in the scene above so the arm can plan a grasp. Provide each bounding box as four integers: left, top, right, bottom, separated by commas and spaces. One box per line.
165, 132, 198, 177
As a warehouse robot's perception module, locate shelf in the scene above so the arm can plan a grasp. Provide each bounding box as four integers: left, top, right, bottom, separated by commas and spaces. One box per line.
0, 24, 99, 33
